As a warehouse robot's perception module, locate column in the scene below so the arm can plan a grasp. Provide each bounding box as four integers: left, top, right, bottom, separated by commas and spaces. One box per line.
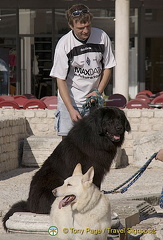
115, 0, 130, 100
19, 10, 34, 94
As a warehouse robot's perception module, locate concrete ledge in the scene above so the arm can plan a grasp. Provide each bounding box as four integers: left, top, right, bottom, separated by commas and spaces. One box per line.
6, 212, 50, 234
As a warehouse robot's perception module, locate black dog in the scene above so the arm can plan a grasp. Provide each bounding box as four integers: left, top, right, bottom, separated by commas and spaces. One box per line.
3, 107, 130, 230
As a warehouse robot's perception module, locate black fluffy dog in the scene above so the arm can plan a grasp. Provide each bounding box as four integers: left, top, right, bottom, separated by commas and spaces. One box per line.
3, 107, 130, 230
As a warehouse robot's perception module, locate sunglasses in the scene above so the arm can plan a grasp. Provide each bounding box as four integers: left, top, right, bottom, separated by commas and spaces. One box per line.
71, 9, 89, 17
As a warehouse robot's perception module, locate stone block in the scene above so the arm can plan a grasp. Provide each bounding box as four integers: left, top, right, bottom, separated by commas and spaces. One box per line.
139, 124, 151, 132
124, 147, 133, 157
131, 124, 139, 131
128, 214, 163, 240
6, 212, 50, 234
133, 131, 163, 168
37, 124, 49, 132
47, 109, 56, 118
152, 123, 163, 131
22, 135, 62, 167
24, 110, 35, 118
35, 110, 47, 118
142, 110, 154, 118
140, 118, 149, 124
2, 109, 15, 116
126, 110, 141, 118
154, 109, 163, 118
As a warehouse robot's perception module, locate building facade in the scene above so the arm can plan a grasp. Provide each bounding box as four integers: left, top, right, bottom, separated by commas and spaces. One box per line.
0, 0, 162, 99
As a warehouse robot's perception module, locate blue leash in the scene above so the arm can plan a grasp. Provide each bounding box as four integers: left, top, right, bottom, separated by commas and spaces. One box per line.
102, 152, 163, 208
81, 89, 104, 117
160, 188, 163, 208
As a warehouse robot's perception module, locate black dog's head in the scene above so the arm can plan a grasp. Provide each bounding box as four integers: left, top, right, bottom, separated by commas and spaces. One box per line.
93, 107, 131, 146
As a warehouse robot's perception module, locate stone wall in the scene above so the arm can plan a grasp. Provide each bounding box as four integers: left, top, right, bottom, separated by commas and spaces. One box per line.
0, 115, 27, 173
123, 108, 163, 165
0, 108, 56, 137
0, 108, 163, 172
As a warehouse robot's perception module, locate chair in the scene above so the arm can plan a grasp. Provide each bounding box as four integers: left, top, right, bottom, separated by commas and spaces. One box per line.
42, 96, 58, 109
23, 99, 46, 109
0, 100, 20, 109
155, 91, 163, 97
126, 99, 149, 109
136, 94, 151, 103
40, 96, 56, 102
14, 96, 28, 108
137, 90, 153, 97
149, 96, 163, 108
105, 93, 127, 108
23, 94, 37, 99
0, 97, 5, 102
0, 95, 14, 101
13, 95, 27, 99
40, 96, 49, 102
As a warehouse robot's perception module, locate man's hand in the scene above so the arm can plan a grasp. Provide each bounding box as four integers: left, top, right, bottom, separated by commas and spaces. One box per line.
85, 90, 100, 99
69, 108, 82, 122
156, 149, 163, 162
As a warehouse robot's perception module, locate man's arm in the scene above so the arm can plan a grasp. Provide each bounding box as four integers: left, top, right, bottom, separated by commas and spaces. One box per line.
57, 78, 82, 121
98, 68, 112, 94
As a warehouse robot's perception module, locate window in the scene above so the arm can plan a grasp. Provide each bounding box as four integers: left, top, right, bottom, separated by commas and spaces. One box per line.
0, 9, 16, 35
19, 9, 52, 34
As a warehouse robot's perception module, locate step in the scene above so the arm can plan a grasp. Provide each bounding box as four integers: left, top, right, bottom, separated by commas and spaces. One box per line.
22, 136, 62, 167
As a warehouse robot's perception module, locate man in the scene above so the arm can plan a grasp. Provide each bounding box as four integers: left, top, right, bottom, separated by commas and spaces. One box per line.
156, 149, 163, 208
156, 149, 163, 162
50, 4, 116, 138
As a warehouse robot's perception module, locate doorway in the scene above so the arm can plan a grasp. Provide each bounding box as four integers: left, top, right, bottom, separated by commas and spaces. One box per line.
145, 38, 163, 93
20, 36, 53, 98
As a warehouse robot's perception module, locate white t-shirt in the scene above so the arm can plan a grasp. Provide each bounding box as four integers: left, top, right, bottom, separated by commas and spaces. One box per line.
50, 27, 116, 107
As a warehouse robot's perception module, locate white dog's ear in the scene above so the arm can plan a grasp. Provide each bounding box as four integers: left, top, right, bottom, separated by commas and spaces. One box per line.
73, 163, 82, 176
82, 167, 94, 185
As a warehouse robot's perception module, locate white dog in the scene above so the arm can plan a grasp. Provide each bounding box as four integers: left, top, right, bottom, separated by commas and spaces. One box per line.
50, 163, 111, 240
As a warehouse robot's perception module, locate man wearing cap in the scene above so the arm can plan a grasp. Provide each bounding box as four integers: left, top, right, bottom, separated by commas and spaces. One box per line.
50, 4, 116, 138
